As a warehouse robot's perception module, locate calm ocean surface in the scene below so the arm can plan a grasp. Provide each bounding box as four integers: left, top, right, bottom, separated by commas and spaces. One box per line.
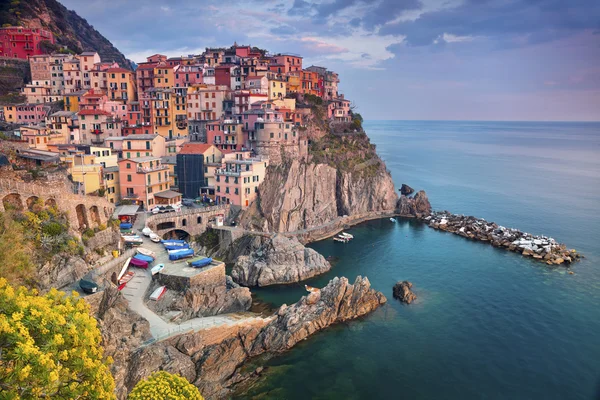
238, 121, 600, 400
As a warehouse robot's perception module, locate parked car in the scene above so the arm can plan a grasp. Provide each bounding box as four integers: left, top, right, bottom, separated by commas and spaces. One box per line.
182, 199, 194, 207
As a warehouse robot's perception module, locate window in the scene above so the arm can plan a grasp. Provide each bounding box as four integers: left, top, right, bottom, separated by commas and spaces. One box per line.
270, 132, 274, 139
148, 186, 152, 193
145, 141, 150, 149
127, 174, 132, 182
137, 152, 141, 158
217, 186, 220, 192
126, 163, 131, 169
182, 219, 187, 227
126, 152, 131, 158
197, 216, 202, 224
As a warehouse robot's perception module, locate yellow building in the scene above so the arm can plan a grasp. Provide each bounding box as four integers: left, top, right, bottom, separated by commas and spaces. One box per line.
88, 146, 118, 167
273, 97, 296, 111
107, 68, 137, 103
153, 65, 174, 88
286, 73, 301, 93
63, 90, 86, 112
4, 105, 16, 123
268, 77, 287, 100
103, 166, 120, 203
147, 88, 188, 139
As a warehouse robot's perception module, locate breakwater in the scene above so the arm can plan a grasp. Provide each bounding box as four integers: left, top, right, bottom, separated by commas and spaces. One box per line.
423, 211, 581, 265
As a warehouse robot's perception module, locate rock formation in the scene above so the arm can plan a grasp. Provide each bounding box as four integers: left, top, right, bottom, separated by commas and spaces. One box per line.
393, 281, 417, 304
232, 235, 331, 286
396, 190, 432, 218
400, 184, 414, 196
121, 276, 386, 399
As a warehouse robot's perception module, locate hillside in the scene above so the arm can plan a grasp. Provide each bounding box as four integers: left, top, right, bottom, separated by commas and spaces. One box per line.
0, 0, 132, 69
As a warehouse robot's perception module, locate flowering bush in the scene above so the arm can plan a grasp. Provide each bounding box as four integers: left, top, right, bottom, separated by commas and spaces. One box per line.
128, 371, 203, 399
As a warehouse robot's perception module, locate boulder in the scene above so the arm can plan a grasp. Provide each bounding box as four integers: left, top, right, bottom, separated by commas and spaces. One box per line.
392, 281, 417, 304
397, 190, 431, 218
399, 184, 414, 196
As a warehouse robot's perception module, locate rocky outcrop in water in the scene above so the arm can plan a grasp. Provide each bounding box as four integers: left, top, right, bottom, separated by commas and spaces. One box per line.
397, 190, 432, 218
232, 235, 331, 287
424, 211, 581, 265
393, 281, 417, 304
122, 276, 386, 399
400, 184, 415, 196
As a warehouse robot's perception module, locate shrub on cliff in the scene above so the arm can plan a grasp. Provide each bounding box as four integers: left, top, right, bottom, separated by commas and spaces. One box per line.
128, 371, 203, 400
0, 278, 116, 398
0, 212, 34, 285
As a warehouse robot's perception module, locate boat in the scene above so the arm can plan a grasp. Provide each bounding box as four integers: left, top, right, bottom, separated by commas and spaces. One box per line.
79, 279, 98, 294
133, 254, 154, 263
151, 264, 165, 276
150, 233, 161, 243
390, 217, 396, 222
189, 257, 212, 268
163, 243, 190, 251
130, 257, 149, 269
120, 222, 133, 230
169, 248, 194, 261
333, 237, 348, 243
118, 271, 135, 285
137, 247, 156, 259
149, 286, 167, 301
122, 234, 143, 245
305, 285, 319, 293
141, 227, 153, 237
117, 257, 132, 281
340, 232, 354, 239
161, 239, 186, 245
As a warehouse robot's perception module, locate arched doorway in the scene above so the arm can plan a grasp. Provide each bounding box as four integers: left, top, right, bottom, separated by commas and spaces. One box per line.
157, 221, 175, 231
162, 229, 190, 241
3, 193, 23, 211
45, 198, 57, 208
75, 204, 89, 230
89, 205, 101, 227
26, 196, 42, 212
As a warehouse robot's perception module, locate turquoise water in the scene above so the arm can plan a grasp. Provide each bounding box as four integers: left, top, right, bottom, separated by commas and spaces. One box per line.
239, 121, 600, 400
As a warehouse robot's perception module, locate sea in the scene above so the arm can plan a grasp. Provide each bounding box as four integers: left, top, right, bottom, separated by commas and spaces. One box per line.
236, 121, 600, 400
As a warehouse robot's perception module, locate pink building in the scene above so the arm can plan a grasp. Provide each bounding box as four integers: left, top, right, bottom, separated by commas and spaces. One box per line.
273, 54, 303, 73
105, 134, 166, 159
327, 96, 351, 122
118, 156, 172, 209
206, 119, 245, 151
6, 103, 49, 125
77, 109, 121, 145
122, 102, 143, 135
174, 65, 204, 88
234, 91, 268, 115
215, 152, 269, 208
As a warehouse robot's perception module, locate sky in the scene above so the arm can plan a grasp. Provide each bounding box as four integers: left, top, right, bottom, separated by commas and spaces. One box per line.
60, 0, 600, 121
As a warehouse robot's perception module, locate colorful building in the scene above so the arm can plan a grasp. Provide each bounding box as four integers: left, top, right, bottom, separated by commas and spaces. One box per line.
0, 26, 54, 59
174, 65, 203, 88
327, 96, 352, 122
118, 156, 171, 209
273, 54, 303, 73
107, 68, 136, 102
77, 109, 121, 145
103, 166, 120, 203
105, 134, 167, 159
186, 84, 228, 122
4, 103, 49, 125
206, 119, 245, 151
215, 152, 269, 208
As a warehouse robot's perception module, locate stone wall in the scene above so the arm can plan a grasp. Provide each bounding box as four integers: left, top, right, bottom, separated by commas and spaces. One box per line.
158, 263, 226, 292
146, 204, 230, 238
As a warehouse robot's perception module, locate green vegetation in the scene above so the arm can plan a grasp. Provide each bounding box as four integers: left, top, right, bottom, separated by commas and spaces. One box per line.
0, 279, 116, 399
195, 229, 219, 251
309, 133, 382, 177
128, 371, 203, 400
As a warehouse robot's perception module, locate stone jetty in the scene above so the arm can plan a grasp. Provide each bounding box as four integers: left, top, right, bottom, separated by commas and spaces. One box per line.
423, 211, 581, 266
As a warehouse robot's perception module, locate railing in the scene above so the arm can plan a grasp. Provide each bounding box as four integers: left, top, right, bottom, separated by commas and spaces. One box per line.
215, 169, 241, 177
146, 204, 229, 224
122, 192, 139, 199
137, 165, 168, 173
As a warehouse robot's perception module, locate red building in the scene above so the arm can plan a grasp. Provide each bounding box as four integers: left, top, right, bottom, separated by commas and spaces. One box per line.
0, 26, 54, 59
122, 102, 144, 135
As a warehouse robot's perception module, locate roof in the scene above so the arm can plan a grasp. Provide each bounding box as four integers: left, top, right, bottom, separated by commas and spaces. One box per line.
17, 149, 59, 162
64, 90, 87, 96
246, 76, 265, 81
126, 156, 161, 163
113, 204, 139, 218
106, 67, 131, 73
80, 52, 98, 56
110, 134, 159, 141
161, 156, 176, 164
78, 109, 111, 116
136, 63, 158, 70
154, 190, 181, 199
103, 166, 119, 172
178, 143, 215, 155
50, 111, 76, 117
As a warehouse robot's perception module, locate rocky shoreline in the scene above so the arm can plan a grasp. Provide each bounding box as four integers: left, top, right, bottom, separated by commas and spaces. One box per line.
423, 211, 581, 265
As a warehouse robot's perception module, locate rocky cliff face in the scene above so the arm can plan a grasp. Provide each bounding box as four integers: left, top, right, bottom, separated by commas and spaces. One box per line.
121, 276, 386, 399
231, 235, 331, 287
396, 190, 432, 218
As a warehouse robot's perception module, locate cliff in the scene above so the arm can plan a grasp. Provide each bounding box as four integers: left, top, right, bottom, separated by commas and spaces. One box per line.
118, 276, 386, 399
241, 133, 398, 233
0, 0, 131, 68
231, 235, 331, 286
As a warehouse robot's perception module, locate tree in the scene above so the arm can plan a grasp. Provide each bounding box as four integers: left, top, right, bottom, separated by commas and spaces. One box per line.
0, 279, 116, 399
128, 371, 203, 400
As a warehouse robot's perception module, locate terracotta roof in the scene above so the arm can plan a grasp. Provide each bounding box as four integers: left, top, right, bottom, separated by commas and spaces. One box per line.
106, 67, 131, 73
136, 63, 158, 70
78, 109, 111, 116
178, 143, 215, 155
246, 76, 265, 81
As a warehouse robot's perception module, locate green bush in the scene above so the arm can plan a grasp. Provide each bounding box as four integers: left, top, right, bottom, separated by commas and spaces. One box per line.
82, 228, 95, 239
41, 221, 64, 237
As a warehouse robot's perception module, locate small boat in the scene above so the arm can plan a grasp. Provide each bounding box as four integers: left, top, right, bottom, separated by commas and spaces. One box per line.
120, 222, 133, 230
164, 243, 190, 251
122, 234, 143, 245
149, 286, 167, 301
150, 233, 161, 243
169, 248, 194, 261
137, 247, 156, 259
189, 257, 212, 268
340, 232, 353, 239
141, 227, 153, 237
118, 271, 135, 285
305, 285, 319, 293
161, 239, 186, 245
117, 257, 131, 281
151, 264, 165, 276
130, 257, 149, 269
133, 254, 154, 263
79, 279, 98, 294
390, 217, 396, 222
333, 237, 348, 243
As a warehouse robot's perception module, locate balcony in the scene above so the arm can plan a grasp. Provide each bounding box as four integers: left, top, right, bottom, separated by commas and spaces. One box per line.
91, 137, 105, 144
137, 165, 168, 173
91, 129, 103, 135
122, 192, 139, 199
215, 168, 240, 177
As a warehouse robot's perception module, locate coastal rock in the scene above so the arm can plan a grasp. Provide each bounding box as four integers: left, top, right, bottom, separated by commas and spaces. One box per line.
400, 184, 415, 196
396, 190, 432, 218
232, 235, 331, 287
392, 281, 417, 304
38, 254, 91, 291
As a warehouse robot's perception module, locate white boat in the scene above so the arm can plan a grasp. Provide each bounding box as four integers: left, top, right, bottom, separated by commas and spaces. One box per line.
333, 236, 348, 243
340, 232, 354, 239
390, 217, 396, 222
150, 233, 161, 243
151, 264, 165, 276
122, 234, 143, 244
149, 286, 167, 300
168, 248, 191, 255
137, 247, 156, 259
142, 227, 153, 237
117, 257, 132, 281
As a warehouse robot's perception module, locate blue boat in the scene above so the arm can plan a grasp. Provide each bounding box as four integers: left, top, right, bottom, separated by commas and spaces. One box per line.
169, 248, 194, 261
133, 254, 154, 263
163, 243, 190, 251
190, 257, 212, 268
120, 222, 133, 230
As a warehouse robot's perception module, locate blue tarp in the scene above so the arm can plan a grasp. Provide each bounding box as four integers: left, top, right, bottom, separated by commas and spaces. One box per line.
120, 222, 133, 230
161, 239, 186, 245
168, 248, 194, 261
164, 243, 190, 251
133, 254, 154, 263
190, 257, 212, 268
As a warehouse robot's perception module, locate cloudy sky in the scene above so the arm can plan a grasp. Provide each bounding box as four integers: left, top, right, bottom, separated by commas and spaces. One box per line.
61, 0, 600, 121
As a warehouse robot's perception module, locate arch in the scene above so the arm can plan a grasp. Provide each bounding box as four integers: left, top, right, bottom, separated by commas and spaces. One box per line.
103, 206, 109, 219
45, 198, 57, 208
3, 193, 23, 211
182, 218, 187, 227
157, 221, 176, 231
75, 204, 89, 230
26, 196, 41, 212
162, 229, 190, 241
197, 216, 202, 224
89, 206, 101, 227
